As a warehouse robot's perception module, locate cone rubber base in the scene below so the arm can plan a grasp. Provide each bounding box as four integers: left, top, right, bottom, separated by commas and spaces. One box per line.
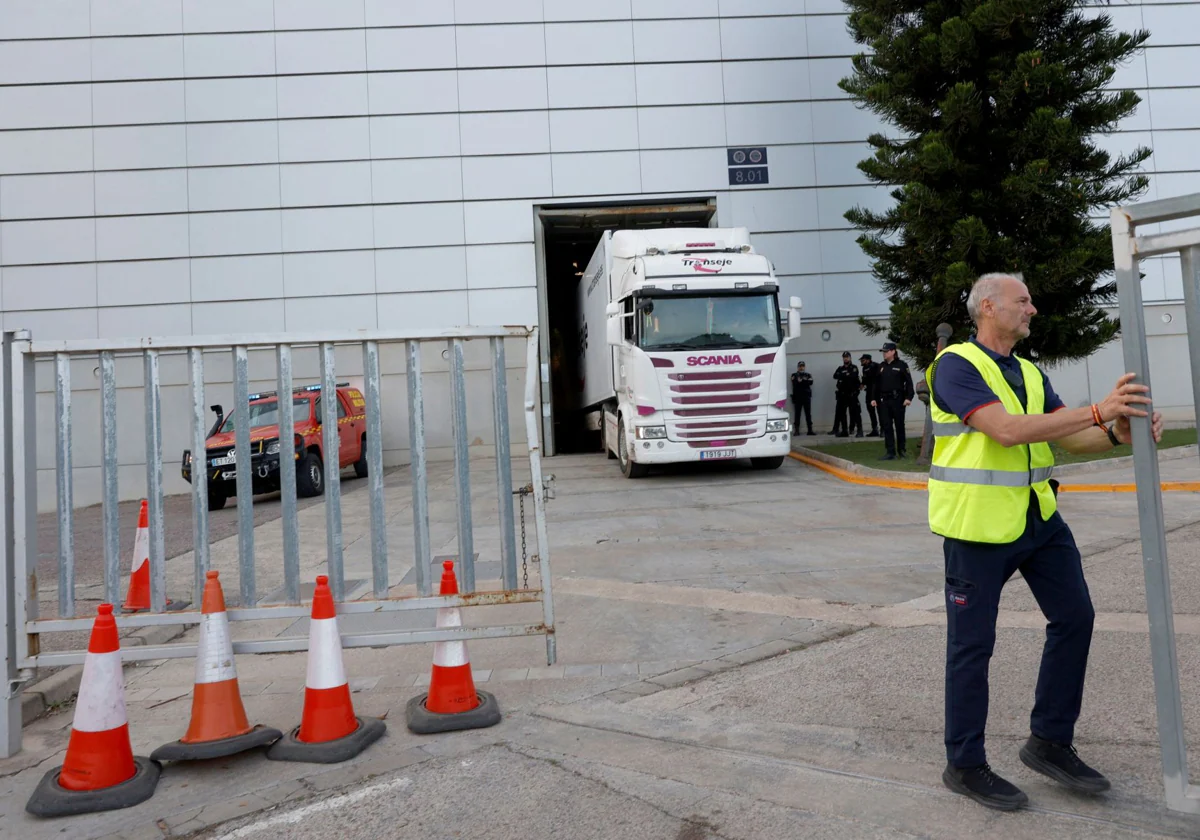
150, 724, 282, 762
25, 756, 160, 818
265, 716, 386, 764
406, 689, 501, 735
122, 599, 190, 615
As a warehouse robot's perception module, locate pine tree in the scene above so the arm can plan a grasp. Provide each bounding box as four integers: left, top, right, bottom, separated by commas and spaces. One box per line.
840, 0, 1151, 368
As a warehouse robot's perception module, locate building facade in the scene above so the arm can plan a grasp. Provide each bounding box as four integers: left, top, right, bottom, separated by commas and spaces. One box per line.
0, 0, 1196, 502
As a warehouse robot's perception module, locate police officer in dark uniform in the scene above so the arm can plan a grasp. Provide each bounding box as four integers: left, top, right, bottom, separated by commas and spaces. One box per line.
873, 341, 914, 460
832, 351, 862, 437
860, 353, 881, 437
790, 361, 814, 436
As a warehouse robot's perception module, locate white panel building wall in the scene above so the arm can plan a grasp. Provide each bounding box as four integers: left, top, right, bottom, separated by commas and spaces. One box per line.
0, 0, 1197, 506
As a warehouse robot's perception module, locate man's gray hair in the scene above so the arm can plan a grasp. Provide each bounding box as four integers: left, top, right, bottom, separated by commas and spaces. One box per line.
966, 272, 1025, 324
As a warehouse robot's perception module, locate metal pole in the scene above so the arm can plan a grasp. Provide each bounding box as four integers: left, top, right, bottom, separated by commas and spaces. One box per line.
407, 341, 431, 596
1180, 246, 1200, 464
1, 332, 21, 757
449, 339, 475, 594
189, 349, 210, 604
144, 350, 166, 613
277, 345, 300, 605
363, 341, 388, 599
492, 338, 518, 591
1112, 209, 1199, 814
524, 330, 556, 665
233, 346, 255, 607
54, 354, 74, 618
100, 351, 120, 605
321, 343, 344, 602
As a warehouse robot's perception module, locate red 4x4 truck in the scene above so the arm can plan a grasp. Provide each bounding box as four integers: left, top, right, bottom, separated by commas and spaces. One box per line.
181, 382, 369, 511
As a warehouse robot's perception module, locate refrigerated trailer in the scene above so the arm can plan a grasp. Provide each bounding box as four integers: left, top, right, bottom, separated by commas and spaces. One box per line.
577, 227, 802, 478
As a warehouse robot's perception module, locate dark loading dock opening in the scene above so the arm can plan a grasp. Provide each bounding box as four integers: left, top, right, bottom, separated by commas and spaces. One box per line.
539, 201, 716, 454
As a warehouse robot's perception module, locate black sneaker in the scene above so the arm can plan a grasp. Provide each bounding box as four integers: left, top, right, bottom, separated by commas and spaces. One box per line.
879, 454, 896, 461
943, 763, 1029, 811
1019, 736, 1111, 793
807, 430, 815, 436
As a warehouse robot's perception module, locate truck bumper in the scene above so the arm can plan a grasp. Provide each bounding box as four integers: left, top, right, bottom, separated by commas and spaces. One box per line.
629, 433, 791, 464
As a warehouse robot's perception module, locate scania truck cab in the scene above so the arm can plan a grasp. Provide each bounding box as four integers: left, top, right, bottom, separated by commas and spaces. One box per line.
577, 227, 802, 478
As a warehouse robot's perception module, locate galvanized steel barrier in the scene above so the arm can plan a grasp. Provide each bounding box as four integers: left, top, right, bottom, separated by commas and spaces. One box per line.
1110, 192, 1200, 814
0, 327, 555, 759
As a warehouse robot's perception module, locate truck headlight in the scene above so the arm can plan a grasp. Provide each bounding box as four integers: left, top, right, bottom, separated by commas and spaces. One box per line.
266, 440, 281, 455
635, 425, 667, 440
766, 419, 789, 432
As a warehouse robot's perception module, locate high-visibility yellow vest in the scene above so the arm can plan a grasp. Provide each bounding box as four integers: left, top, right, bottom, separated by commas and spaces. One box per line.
926, 342, 1057, 543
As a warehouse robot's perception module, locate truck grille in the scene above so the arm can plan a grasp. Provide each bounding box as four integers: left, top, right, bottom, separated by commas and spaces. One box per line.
661, 369, 768, 443
666, 370, 761, 408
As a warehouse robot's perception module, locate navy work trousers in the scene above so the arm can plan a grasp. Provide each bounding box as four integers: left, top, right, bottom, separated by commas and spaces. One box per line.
943, 502, 1095, 768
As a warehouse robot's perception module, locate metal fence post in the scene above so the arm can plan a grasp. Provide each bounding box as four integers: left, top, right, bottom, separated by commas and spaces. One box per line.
1112, 207, 1200, 814
1, 331, 21, 758
1180, 246, 1200, 466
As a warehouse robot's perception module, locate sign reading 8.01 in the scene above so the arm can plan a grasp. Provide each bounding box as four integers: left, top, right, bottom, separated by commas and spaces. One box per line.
728, 147, 768, 186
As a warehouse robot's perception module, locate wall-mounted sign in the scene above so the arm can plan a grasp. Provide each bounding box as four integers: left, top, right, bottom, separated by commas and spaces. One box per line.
728, 146, 768, 185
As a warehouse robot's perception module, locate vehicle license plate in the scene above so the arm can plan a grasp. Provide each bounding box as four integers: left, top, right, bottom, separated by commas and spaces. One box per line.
700, 449, 736, 460
212, 456, 235, 466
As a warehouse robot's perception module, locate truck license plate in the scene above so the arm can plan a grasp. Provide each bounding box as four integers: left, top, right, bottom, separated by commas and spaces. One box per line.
700, 449, 736, 460
212, 456, 235, 466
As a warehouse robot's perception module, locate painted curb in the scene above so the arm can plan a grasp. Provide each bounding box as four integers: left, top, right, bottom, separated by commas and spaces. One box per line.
20, 622, 189, 726
790, 444, 1200, 493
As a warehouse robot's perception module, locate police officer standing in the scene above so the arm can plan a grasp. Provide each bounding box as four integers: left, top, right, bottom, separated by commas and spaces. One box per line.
929, 272, 1162, 811
790, 361, 814, 436
832, 351, 862, 437
873, 341, 914, 460
859, 353, 881, 436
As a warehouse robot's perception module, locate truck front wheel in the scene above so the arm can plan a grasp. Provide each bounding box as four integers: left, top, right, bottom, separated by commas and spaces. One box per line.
751, 456, 786, 470
617, 417, 649, 479
297, 451, 324, 497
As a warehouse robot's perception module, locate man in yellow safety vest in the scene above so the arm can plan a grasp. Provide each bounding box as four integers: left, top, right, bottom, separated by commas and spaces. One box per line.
927, 272, 1163, 811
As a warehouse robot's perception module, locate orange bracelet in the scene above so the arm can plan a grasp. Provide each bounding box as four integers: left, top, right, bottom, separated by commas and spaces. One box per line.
1090, 403, 1104, 427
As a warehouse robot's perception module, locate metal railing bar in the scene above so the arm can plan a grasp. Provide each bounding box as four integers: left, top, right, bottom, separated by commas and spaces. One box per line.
28, 327, 535, 355
450, 338, 475, 594
492, 338, 518, 591
363, 341, 388, 599
100, 350, 120, 605
144, 350, 167, 613
54, 353, 74, 619
407, 340, 431, 597
233, 345, 255, 607
189, 349, 210, 604
277, 344, 301, 605
321, 343, 344, 602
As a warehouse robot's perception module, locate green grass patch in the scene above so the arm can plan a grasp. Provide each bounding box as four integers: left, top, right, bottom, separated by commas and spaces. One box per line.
807, 427, 1196, 472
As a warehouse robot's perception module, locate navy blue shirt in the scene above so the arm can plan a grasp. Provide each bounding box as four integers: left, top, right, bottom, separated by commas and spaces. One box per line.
932, 339, 1065, 421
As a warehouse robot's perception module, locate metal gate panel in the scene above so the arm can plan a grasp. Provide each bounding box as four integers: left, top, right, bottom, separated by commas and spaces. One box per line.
1, 326, 555, 758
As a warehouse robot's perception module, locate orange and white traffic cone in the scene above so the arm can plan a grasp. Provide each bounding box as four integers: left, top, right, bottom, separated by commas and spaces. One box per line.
121, 500, 186, 614
267, 575, 385, 763
406, 560, 501, 734
151, 571, 281, 762
26, 604, 160, 817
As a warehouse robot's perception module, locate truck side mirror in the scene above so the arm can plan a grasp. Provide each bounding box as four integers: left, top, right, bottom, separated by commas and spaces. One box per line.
606, 315, 623, 346
605, 302, 620, 317
787, 296, 803, 341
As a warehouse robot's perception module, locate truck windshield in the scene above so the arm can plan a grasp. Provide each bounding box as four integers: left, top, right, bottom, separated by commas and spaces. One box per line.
220, 398, 310, 434
638, 293, 781, 350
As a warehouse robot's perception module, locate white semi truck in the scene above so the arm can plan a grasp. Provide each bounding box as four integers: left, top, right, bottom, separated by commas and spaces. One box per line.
577, 226, 802, 478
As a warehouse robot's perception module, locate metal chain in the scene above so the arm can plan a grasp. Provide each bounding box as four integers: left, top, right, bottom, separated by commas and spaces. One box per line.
518, 486, 529, 589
